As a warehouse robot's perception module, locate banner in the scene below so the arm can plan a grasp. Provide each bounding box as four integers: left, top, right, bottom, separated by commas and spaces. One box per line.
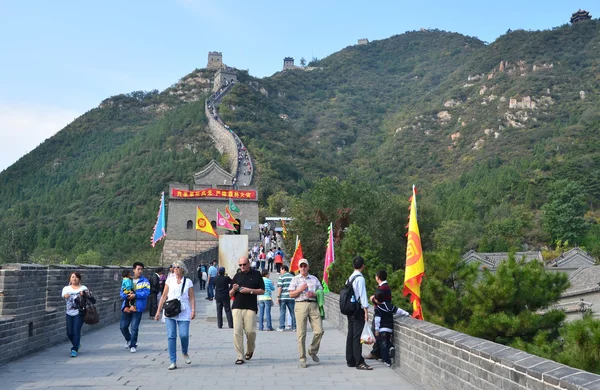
196, 207, 217, 238
290, 239, 304, 273
217, 209, 237, 231
151, 192, 167, 247
225, 205, 240, 225
171, 188, 256, 200
229, 199, 241, 214
403, 185, 425, 320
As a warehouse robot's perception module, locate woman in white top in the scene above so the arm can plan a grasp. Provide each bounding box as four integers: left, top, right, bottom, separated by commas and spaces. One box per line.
61, 272, 94, 357
155, 260, 196, 370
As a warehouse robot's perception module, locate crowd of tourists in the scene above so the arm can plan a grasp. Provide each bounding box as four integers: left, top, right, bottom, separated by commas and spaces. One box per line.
62, 254, 408, 370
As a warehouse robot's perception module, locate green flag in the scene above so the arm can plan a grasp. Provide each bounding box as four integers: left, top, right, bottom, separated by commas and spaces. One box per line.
229, 199, 241, 214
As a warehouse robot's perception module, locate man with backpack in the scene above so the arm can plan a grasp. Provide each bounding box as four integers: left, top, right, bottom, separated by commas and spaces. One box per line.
343, 256, 372, 370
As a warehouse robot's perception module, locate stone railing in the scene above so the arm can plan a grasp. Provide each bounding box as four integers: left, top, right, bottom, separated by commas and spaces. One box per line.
205, 100, 238, 177
323, 293, 600, 390
0, 247, 217, 366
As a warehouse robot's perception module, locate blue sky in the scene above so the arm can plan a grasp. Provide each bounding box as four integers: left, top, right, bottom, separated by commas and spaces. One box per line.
0, 0, 595, 171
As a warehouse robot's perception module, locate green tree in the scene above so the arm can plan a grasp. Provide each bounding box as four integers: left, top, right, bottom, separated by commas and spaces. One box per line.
542, 180, 588, 244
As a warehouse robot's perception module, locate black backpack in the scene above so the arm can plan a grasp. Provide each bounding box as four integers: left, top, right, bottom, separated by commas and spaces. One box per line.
339, 274, 363, 315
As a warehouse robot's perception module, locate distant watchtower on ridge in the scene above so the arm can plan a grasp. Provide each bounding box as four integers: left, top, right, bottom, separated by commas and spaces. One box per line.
207, 51, 223, 69
571, 9, 592, 24
283, 57, 295, 70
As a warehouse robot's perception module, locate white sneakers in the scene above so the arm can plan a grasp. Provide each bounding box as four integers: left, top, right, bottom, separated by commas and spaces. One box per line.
130, 347, 137, 353
183, 354, 191, 364
125, 343, 130, 349
168, 363, 177, 370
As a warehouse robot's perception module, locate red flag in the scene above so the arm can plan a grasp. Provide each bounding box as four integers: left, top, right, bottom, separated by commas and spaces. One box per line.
290, 240, 304, 273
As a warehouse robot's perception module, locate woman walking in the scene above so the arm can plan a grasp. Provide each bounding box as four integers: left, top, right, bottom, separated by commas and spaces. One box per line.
62, 272, 95, 357
258, 270, 275, 331
155, 260, 196, 370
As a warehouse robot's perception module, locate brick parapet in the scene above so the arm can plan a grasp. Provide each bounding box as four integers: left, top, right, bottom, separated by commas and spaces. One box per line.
205, 101, 238, 176
0, 246, 218, 366
323, 293, 600, 390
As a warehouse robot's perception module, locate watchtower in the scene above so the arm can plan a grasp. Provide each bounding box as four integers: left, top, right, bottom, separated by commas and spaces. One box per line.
213, 67, 237, 92
357, 38, 369, 45
207, 51, 223, 69
162, 160, 260, 264
571, 9, 592, 23
283, 57, 295, 70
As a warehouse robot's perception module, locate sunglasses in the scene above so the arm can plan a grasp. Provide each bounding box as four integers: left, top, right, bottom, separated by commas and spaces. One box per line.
239, 263, 249, 266
172, 266, 181, 269
299, 264, 308, 268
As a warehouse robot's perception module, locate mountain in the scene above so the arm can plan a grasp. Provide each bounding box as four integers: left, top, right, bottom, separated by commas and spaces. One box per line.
2, 19, 600, 264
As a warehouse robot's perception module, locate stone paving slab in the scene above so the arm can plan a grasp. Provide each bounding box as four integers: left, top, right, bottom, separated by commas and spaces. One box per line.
0, 281, 420, 390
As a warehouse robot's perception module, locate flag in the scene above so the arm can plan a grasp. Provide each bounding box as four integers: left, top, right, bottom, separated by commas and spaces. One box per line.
196, 207, 217, 238
225, 205, 239, 225
151, 192, 167, 247
229, 199, 241, 214
322, 222, 335, 293
403, 185, 425, 320
281, 219, 288, 239
217, 209, 237, 231
290, 239, 304, 273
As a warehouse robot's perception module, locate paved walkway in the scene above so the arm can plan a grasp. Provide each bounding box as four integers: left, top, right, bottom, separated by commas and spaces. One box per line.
0, 280, 419, 390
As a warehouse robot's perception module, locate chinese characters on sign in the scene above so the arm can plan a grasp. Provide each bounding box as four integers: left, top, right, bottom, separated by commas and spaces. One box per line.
171, 188, 257, 200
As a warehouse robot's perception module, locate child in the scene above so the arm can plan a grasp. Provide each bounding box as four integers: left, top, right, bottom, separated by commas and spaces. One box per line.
373, 291, 409, 367
121, 270, 137, 313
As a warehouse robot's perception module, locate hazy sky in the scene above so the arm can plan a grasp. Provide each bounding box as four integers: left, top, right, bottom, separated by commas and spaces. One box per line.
0, 0, 595, 172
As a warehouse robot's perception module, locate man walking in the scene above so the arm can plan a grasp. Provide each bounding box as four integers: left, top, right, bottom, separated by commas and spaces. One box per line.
366, 269, 392, 360
289, 259, 324, 368
230, 256, 265, 365
148, 267, 162, 319
120, 261, 150, 353
346, 256, 372, 370
214, 267, 233, 328
206, 260, 218, 300
276, 265, 296, 331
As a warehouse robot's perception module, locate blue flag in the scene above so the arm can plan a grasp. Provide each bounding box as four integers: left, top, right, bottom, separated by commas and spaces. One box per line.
151, 192, 167, 247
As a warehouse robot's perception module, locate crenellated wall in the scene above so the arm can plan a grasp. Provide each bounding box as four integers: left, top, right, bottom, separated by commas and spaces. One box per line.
0, 247, 217, 366
205, 101, 238, 176
323, 293, 600, 390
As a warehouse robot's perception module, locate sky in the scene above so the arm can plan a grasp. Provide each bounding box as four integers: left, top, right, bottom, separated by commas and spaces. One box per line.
0, 0, 595, 172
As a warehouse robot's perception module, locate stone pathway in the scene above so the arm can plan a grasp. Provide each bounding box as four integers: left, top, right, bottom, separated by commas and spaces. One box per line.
0, 280, 420, 390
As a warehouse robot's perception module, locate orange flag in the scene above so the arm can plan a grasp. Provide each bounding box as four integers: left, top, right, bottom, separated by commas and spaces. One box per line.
225, 205, 239, 225
217, 209, 237, 231
196, 207, 217, 238
403, 185, 425, 320
289, 239, 304, 273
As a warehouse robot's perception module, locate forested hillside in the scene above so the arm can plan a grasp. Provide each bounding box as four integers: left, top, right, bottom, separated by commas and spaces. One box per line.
3, 20, 600, 265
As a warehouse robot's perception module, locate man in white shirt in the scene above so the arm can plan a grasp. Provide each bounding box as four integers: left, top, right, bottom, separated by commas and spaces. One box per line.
345, 256, 372, 370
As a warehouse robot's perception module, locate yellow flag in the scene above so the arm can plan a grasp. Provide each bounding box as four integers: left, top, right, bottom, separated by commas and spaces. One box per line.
196, 207, 217, 238
403, 185, 425, 320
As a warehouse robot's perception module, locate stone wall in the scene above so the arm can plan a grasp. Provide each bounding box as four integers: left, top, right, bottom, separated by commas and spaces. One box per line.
323, 293, 600, 390
0, 247, 217, 366
205, 101, 238, 176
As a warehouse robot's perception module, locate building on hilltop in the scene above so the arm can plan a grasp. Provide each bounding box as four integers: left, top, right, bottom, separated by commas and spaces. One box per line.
213, 67, 237, 92
283, 57, 295, 70
357, 38, 369, 45
162, 160, 260, 265
571, 9, 592, 23
207, 51, 223, 69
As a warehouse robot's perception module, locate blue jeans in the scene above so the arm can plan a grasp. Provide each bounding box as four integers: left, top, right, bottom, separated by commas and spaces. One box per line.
165, 318, 190, 364
120, 311, 142, 348
258, 300, 273, 330
66, 313, 84, 352
207, 279, 215, 299
279, 300, 296, 329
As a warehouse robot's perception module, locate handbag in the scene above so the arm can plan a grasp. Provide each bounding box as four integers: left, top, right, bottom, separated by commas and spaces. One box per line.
83, 292, 100, 325
164, 278, 186, 318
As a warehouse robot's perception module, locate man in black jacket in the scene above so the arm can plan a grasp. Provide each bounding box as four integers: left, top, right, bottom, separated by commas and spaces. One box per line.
214, 267, 233, 328
148, 267, 162, 318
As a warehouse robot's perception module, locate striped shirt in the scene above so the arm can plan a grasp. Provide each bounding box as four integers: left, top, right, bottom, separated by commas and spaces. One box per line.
288, 274, 322, 302
277, 272, 295, 300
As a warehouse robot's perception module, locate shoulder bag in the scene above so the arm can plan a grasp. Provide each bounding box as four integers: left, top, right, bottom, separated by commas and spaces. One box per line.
164, 278, 186, 318
83, 291, 100, 325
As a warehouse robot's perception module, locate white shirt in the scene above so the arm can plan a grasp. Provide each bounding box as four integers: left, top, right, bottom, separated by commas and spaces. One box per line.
165, 277, 193, 321
62, 285, 88, 316
348, 270, 370, 309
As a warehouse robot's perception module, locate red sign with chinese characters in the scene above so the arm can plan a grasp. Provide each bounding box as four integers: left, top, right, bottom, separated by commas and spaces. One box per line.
171, 188, 257, 200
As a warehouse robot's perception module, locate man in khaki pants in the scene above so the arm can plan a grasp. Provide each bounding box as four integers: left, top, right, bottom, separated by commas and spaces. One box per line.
229, 256, 265, 365
289, 258, 324, 368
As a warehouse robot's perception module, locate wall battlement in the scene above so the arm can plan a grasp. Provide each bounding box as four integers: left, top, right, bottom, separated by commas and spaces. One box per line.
205, 101, 238, 176
323, 293, 600, 390
0, 247, 217, 366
